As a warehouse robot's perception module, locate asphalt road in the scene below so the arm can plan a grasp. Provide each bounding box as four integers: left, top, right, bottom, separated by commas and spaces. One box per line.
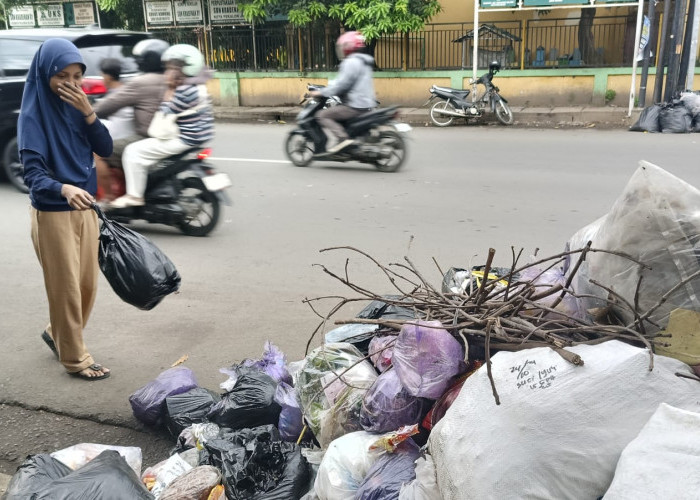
0, 124, 698, 476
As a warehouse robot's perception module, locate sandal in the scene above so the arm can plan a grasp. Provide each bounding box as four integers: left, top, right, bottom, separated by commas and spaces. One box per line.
41, 330, 58, 358
69, 364, 111, 381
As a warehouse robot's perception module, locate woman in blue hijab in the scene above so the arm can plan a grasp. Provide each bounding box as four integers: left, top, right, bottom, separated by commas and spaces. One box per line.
19, 38, 113, 380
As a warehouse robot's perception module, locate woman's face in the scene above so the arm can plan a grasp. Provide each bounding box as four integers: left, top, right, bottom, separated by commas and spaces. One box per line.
49, 63, 84, 95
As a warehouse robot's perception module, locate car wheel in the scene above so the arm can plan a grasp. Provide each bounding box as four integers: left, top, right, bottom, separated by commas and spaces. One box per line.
3, 138, 28, 193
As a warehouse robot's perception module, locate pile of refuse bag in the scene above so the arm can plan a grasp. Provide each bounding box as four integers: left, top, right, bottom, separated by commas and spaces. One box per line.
630, 92, 700, 133
6, 161, 700, 499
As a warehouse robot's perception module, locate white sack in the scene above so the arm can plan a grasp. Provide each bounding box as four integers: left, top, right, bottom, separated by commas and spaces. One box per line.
566, 161, 700, 331
50, 442, 142, 477
604, 403, 700, 500
399, 454, 442, 500
429, 340, 700, 500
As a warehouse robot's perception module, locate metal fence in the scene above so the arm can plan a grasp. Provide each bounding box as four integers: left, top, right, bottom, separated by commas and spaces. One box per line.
153, 16, 644, 72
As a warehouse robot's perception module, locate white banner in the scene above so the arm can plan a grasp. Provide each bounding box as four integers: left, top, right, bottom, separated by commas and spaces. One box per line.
37, 4, 65, 26
209, 0, 245, 23
73, 2, 95, 25
9, 6, 36, 27
175, 0, 203, 23
146, 1, 174, 25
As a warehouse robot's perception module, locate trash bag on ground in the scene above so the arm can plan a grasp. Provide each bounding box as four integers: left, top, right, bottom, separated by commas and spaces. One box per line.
422, 361, 482, 431
517, 265, 588, 322
177, 422, 221, 452
4, 454, 72, 500
429, 341, 700, 500
206, 367, 281, 430
358, 297, 417, 321
368, 335, 395, 373
94, 204, 180, 310
360, 367, 425, 433
296, 343, 378, 448
604, 403, 700, 499
219, 341, 292, 392
165, 387, 221, 438
50, 442, 143, 477
680, 91, 700, 117
355, 440, 421, 500
441, 266, 515, 296
130, 367, 199, 427
141, 451, 193, 496
659, 102, 693, 133
392, 320, 466, 399
159, 465, 221, 500
398, 454, 442, 500
33, 450, 154, 499
566, 161, 700, 332
314, 431, 381, 500
629, 104, 662, 132
275, 381, 305, 442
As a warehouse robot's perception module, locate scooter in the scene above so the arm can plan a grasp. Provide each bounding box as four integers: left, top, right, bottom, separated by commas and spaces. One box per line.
104, 147, 231, 236
285, 85, 411, 172
427, 61, 513, 127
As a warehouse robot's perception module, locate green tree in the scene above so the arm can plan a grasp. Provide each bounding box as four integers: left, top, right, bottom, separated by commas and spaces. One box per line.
95, 0, 145, 30
238, 0, 442, 41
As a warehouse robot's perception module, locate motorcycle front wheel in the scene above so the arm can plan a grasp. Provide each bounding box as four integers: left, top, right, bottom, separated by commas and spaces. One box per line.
177, 178, 221, 237
495, 99, 514, 125
430, 100, 456, 127
374, 130, 407, 173
285, 133, 315, 167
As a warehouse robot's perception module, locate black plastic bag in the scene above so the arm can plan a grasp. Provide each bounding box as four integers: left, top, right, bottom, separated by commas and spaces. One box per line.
659, 103, 693, 133
206, 368, 281, 430
32, 450, 154, 499
165, 387, 221, 438
94, 204, 181, 310
4, 454, 72, 499
629, 104, 662, 132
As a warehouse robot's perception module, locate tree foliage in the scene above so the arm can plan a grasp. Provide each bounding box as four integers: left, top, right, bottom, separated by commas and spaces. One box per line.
95, 0, 145, 30
238, 0, 442, 40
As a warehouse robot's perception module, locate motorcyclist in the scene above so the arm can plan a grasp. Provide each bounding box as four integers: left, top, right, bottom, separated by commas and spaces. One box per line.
309, 31, 376, 154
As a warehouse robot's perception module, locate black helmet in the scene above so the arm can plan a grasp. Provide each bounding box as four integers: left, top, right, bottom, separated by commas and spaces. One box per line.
133, 39, 170, 73
489, 60, 501, 73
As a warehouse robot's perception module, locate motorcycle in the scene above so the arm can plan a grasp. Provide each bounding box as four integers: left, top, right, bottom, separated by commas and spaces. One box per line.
427, 61, 513, 127
104, 147, 231, 236
284, 84, 411, 172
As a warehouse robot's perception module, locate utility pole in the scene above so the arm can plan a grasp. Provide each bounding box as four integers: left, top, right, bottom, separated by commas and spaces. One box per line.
664, 0, 688, 101
687, 0, 700, 89
653, 0, 673, 103
679, 0, 699, 92
639, 1, 658, 107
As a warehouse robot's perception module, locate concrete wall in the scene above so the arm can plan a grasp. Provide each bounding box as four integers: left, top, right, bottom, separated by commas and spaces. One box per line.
210, 68, 700, 108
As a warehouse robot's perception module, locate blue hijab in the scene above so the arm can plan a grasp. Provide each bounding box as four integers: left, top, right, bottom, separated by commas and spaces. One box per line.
17, 38, 92, 177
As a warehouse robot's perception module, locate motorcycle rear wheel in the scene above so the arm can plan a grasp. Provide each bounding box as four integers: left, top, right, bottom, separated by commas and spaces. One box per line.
285, 133, 315, 167
374, 130, 407, 173
495, 100, 514, 125
430, 100, 456, 127
177, 178, 220, 237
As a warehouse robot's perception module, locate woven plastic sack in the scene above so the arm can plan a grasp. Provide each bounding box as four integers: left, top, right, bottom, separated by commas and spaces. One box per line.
129, 367, 198, 426
392, 320, 465, 399
360, 367, 425, 433
429, 340, 700, 500
566, 161, 700, 332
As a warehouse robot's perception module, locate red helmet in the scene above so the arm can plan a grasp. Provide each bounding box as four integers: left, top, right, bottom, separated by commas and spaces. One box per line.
335, 31, 365, 60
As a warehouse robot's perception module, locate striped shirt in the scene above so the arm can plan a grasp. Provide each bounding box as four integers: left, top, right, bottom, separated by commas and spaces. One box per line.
160, 84, 215, 146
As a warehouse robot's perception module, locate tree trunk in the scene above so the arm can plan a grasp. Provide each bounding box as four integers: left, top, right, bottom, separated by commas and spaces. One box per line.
578, 9, 599, 65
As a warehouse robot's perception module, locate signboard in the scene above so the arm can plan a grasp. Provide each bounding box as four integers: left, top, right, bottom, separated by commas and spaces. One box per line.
9, 6, 36, 27
523, 0, 587, 6
209, 0, 245, 23
481, 0, 517, 8
175, 0, 203, 23
146, 1, 174, 24
71, 2, 96, 25
36, 4, 65, 26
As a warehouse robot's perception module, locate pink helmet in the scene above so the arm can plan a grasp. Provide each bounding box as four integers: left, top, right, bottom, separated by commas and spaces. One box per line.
335, 31, 366, 60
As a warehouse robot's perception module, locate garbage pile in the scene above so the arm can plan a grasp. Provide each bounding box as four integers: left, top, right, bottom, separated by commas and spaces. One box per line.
630, 92, 700, 133
6, 160, 700, 500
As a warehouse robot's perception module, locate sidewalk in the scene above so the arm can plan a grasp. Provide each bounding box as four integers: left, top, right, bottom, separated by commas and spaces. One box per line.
214, 105, 640, 129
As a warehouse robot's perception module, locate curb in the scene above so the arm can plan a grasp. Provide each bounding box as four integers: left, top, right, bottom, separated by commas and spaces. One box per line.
1, 472, 10, 495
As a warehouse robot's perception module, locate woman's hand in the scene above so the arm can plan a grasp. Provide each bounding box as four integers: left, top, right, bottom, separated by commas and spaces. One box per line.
61, 184, 95, 210
57, 81, 94, 120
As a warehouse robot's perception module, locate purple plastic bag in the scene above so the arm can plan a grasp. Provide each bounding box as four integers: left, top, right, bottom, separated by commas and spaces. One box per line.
355, 440, 421, 500
368, 336, 395, 373
360, 368, 424, 433
129, 367, 198, 426
275, 381, 305, 442
219, 341, 292, 391
392, 320, 465, 399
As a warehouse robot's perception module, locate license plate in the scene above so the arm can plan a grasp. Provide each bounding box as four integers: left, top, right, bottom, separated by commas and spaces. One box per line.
202, 173, 232, 192
394, 123, 412, 132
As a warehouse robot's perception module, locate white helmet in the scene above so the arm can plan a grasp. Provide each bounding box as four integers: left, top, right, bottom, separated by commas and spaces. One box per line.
161, 44, 204, 77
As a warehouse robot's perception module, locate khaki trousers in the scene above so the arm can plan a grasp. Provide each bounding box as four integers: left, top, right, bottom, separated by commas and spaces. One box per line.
30, 207, 99, 372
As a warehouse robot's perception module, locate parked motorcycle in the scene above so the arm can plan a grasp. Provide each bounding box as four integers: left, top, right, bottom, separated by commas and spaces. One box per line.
104, 147, 231, 236
285, 85, 411, 172
427, 61, 513, 127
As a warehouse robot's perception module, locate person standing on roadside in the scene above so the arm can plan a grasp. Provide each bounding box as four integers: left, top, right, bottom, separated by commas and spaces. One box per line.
18, 38, 113, 380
